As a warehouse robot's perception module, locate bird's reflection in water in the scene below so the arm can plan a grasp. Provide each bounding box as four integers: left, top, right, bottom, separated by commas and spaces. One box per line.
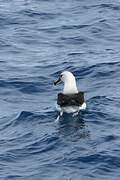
56, 112, 90, 141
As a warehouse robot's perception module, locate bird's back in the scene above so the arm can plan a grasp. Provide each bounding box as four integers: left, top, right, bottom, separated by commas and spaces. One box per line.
57, 91, 84, 107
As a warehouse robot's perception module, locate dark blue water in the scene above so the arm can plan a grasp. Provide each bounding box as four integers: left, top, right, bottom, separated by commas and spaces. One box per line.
0, 0, 120, 179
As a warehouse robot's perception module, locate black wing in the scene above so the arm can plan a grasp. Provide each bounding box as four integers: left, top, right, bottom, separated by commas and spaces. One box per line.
57, 92, 84, 107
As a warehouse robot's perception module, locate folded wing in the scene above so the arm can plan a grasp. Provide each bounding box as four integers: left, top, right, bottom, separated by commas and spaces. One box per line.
57, 92, 84, 107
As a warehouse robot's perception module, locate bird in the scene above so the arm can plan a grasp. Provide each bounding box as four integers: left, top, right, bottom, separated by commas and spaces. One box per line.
54, 71, 86, 118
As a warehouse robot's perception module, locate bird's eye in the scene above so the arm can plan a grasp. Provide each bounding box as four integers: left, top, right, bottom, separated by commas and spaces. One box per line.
60, 74, 63, 78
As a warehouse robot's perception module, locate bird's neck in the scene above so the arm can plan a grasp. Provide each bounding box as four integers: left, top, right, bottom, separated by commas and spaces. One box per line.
63, 79, 78, 94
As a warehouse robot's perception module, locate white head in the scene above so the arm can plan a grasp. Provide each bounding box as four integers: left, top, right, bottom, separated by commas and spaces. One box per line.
54, 71, 78, 94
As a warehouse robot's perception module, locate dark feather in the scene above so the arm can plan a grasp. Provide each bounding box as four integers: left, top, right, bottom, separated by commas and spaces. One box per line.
57, 92, 84, 107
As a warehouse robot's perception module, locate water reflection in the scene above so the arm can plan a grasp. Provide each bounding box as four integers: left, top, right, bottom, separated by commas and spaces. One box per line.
56, 112, 90, 141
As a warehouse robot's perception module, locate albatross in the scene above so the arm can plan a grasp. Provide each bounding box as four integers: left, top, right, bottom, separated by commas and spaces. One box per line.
54, 71, 86, 117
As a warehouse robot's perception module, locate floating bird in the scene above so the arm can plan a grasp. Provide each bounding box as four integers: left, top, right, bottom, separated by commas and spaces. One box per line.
54, 71, 86, 118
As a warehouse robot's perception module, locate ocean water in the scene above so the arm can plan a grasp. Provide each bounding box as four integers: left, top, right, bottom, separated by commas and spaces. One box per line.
0, 0, 120, 179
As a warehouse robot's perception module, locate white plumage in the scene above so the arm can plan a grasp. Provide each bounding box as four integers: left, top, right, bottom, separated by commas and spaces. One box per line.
54, 71, 86, 116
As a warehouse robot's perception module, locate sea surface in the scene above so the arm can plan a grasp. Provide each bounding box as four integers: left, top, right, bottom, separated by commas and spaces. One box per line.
0, 0, 120, 179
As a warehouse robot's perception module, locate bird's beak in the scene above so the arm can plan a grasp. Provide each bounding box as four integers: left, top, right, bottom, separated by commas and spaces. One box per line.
54, 77, 62, 85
